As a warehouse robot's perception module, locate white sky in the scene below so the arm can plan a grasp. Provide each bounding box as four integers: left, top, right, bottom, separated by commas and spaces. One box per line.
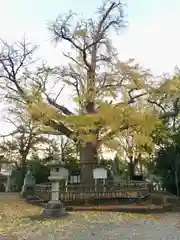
0, 0, 180, 134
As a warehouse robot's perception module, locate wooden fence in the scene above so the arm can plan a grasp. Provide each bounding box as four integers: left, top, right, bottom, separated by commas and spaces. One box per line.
35, 181, 150, 202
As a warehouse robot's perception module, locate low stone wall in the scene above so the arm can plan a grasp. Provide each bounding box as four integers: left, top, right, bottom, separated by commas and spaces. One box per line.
149, 192, 180, 206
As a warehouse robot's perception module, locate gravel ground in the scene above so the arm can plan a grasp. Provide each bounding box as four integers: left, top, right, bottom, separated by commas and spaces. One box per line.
13, 212, 180, 240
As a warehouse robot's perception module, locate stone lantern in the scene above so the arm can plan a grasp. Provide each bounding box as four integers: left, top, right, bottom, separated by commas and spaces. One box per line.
43, 162, 69, 217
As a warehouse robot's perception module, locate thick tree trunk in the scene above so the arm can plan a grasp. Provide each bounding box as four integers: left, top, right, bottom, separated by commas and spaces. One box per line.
128, 159, 135, 181
80, 142, 99, 184
78, 94, 99, 184
140, 162, 143, 176
128, 157, 139, 180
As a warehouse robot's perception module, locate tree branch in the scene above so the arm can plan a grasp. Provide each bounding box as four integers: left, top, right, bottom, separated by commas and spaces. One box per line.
147, 98, 166, 112
62, 52, 88, 70
0, 39, 37, 98
47, 120, 76, 141
46, 95, 74, 115
159, 98, 180, 119
51, 12, 91, 70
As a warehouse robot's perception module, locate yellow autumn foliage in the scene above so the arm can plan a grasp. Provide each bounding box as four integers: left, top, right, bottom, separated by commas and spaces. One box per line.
24, 87, 161, 151
19, 57, 180, 155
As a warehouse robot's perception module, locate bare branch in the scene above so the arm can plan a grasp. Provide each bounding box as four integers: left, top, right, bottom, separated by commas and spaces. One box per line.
62, 52, 88, 70
127, 89, 147, 104
0, 39, 38, 98
0, 130, 20, 138
50, 12, 91, 69
54, 85, 65, 101
147, 98, 166, 113
50, 1, 125, 72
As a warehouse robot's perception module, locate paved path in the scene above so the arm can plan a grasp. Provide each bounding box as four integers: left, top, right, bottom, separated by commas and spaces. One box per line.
14, 212, 180, 240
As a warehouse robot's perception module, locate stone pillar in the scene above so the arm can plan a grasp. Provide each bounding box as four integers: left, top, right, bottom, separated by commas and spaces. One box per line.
51, 182, 59, 201
43, 179, 67, 218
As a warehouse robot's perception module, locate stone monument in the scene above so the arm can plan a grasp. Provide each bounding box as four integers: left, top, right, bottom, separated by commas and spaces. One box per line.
43, 164, 69, 217
21, 169, 35, 198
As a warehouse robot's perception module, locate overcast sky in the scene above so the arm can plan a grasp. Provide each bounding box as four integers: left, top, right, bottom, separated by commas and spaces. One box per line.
0, 0, 180, 133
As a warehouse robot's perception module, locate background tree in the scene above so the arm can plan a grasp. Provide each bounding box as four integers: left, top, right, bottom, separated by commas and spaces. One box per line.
148, 98, 180, 195
0, 110, 54, 186
28, 154, 50, 184
58, 136, 79, 174
104, 127, 156, 180
42, 136, 79, 174
149, 131, 180, 194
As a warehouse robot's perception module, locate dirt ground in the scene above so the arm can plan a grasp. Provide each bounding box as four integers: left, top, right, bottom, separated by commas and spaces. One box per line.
0, 192, 20, 200
1, 193, 180, 239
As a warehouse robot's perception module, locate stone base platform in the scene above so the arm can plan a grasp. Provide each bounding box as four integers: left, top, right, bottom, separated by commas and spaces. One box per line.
43, 200, 68, 218
66, 204, 175, 213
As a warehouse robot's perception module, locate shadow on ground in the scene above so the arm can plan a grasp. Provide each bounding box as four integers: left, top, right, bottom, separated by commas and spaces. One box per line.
27, 212, 70, 221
